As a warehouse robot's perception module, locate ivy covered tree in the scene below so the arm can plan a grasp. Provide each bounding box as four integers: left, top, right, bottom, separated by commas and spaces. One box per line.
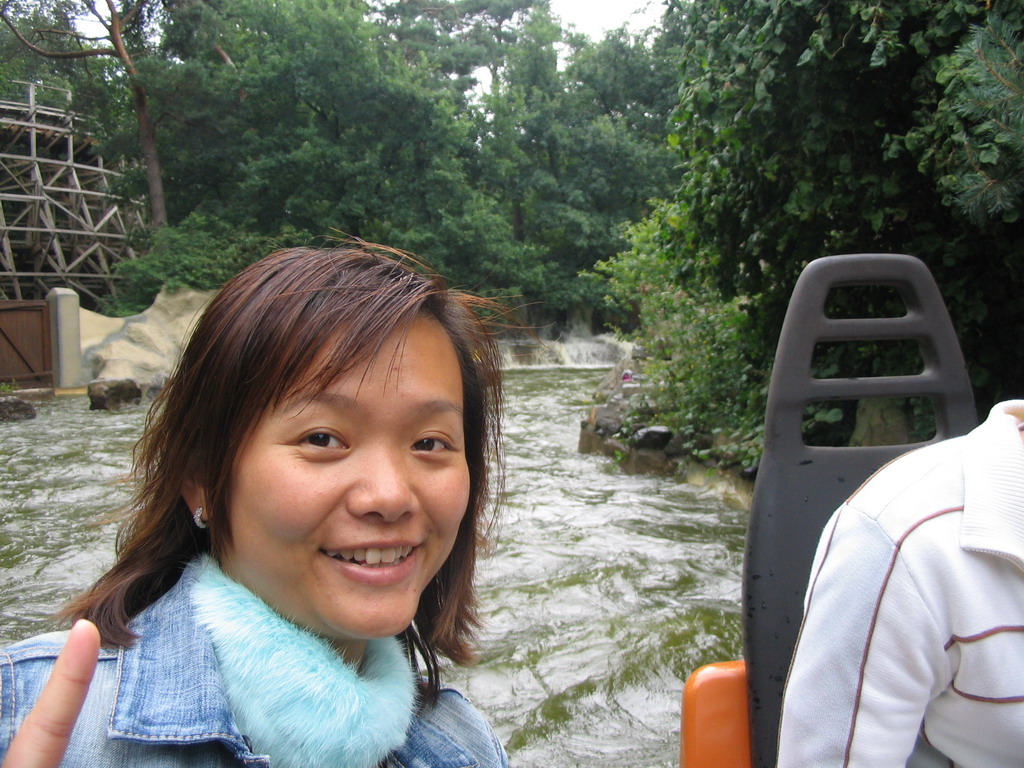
602, 0, 1024, 464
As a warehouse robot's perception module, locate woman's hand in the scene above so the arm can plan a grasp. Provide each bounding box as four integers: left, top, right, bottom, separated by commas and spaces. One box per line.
1, 620, 100, 768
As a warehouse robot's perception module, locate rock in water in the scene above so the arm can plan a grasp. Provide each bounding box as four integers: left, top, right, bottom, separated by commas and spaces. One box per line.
88, 378, 142, 411
0, 396, 36, 422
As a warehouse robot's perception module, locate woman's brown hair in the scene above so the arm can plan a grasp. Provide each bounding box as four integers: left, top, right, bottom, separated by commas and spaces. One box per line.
63, 243, 504, 699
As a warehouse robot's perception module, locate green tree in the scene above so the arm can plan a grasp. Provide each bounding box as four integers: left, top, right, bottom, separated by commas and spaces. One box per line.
478, 5, 678, 319
596, 209, 764, 468
949, 15, 1024, 223
606, 0, 1024, 460
103, 0, 520, 303
1, 0, 172, 226
20, 0, 679, 317
1, 1, 77, 88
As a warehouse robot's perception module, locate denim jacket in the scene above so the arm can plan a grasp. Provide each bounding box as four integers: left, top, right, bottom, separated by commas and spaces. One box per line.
0, 561, 507, 768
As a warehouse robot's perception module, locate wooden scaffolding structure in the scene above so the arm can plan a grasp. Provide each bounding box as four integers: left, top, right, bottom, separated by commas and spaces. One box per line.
0, 81, 143, 306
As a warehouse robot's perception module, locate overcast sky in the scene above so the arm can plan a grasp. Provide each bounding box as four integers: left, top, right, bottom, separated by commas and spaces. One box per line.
547, 0, 665, 40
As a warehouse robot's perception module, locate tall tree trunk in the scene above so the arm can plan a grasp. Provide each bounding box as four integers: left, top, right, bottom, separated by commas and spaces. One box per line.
107, 1, 167, 229
130, 82, 167, 228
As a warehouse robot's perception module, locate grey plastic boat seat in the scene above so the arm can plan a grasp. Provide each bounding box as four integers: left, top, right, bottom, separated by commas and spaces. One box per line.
742, 253, 978, 767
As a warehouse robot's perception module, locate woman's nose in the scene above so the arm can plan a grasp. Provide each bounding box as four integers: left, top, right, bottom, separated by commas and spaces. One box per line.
344, 448, 412, 521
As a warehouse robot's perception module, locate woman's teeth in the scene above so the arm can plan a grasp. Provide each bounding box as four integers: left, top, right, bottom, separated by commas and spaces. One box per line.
325, 545, 413, 566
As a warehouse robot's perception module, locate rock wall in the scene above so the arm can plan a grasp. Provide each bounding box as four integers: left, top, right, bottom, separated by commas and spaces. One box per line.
80, 288, 215, 387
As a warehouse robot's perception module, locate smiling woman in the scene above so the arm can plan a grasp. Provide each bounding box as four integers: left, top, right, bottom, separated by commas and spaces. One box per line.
211, 317, 471, 665
0, 243, 508, 768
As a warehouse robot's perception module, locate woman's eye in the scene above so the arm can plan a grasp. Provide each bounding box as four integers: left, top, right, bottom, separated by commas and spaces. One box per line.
413, 437, 448, 452
304, 432, 339, 448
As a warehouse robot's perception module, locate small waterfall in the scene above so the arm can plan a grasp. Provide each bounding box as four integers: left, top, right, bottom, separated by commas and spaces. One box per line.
499, 333, 631, 367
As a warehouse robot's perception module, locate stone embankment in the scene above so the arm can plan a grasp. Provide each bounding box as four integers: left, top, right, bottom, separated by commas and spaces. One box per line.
76, 288, 213, 410
80, 288, 214, 387
578, 358, 754, 511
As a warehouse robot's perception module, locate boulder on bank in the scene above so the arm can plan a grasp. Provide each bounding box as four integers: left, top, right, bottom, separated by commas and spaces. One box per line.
633, 425, 673, 451
0, 396, 36, 422
88, 378, 142, 411
81, 288, 214, 389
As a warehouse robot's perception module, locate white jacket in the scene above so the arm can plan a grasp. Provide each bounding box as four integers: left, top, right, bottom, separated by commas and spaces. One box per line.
778, 401, 1024, 768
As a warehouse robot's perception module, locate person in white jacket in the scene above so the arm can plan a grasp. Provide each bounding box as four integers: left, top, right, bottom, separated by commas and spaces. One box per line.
778, 400, 1024, 768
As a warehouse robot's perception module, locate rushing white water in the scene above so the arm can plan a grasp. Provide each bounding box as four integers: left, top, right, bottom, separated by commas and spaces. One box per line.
0, 368, 744, 765
448, 367, 744, 766
499, 333, 632, 368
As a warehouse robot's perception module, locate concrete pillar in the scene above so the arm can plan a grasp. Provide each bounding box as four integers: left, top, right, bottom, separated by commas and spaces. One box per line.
46, 288, 83, 388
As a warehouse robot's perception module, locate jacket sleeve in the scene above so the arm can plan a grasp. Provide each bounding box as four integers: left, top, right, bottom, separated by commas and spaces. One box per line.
777, 503, 949, 768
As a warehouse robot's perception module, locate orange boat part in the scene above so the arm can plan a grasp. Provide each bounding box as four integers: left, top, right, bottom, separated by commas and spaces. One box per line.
680, 660, 751, 768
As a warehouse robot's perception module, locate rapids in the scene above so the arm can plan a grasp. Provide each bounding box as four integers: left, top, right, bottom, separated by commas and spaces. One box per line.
0, 367, 744, 765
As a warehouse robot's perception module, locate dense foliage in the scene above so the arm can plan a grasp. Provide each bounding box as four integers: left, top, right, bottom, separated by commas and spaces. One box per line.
598, 0, 1024, 467
1, 0, 678, 316
7, 1, 1024, 470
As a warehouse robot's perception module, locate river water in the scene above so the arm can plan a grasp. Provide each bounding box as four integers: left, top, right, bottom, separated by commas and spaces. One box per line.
0, 366, 744, 766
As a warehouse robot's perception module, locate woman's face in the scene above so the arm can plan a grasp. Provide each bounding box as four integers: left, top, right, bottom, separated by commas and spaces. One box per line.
213, 317, 470, 663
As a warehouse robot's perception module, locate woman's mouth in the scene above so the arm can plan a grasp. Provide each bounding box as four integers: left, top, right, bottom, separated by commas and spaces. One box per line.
322, 545, 414, 567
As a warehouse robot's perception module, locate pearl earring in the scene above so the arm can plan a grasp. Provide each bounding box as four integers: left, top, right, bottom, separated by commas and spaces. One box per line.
193, 506, 207, 529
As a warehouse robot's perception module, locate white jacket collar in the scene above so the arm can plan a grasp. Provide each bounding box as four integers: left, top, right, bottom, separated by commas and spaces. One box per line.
961, 400, 1024, 571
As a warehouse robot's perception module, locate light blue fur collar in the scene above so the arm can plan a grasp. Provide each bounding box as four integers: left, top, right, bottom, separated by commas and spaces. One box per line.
190, 556, 416, 768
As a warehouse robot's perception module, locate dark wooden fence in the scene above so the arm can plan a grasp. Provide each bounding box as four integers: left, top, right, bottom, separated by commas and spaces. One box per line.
0, 301, 52, 388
